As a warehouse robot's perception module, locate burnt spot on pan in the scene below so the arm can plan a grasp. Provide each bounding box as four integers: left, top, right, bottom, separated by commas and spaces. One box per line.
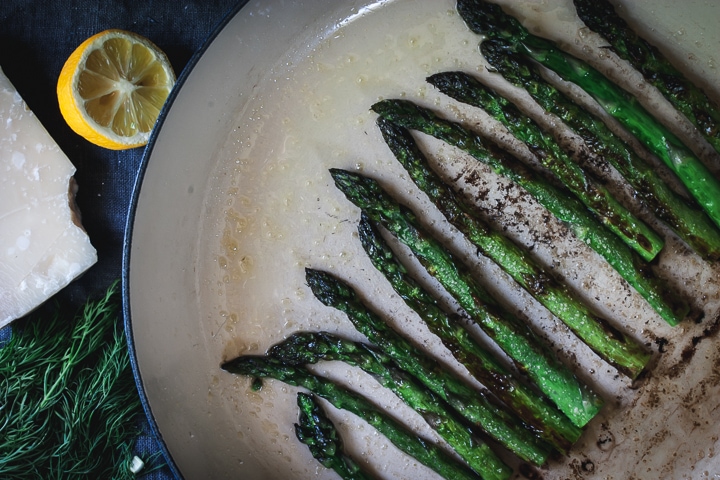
666, 312, 720, 379
518, 462, 545, 479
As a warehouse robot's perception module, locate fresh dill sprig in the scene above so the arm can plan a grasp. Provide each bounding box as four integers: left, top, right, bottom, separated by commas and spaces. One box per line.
0, 280, 151, 479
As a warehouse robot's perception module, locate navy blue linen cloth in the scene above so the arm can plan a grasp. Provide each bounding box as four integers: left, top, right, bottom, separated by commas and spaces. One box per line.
1, 1, 239, 477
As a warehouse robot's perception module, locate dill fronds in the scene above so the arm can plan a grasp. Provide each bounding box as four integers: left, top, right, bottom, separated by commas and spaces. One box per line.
0, 280, 150, 479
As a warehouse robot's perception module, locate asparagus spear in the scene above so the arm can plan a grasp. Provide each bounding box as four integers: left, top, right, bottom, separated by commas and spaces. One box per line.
428, 70, 663, 262
370, 99, 688, 326
373, 117, 650, 378
479, 38, 720, 261
455, 0, 720, 231
295, 392, 373, 480
330, 169, 602, 428
574, 0, 720, 156
356, 213, 583, 449
304, 268, 554, 466
275, 333, 513, 479
221, 356, 481, 480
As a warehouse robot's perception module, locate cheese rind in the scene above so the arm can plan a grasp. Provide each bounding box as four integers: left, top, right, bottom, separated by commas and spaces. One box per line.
1, 67, 97, 328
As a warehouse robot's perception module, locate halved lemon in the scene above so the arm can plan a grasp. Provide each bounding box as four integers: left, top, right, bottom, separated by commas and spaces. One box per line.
57, 29, 176, 150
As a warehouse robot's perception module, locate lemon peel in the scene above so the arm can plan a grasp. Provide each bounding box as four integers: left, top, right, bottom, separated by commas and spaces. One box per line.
57, 29, 175, 150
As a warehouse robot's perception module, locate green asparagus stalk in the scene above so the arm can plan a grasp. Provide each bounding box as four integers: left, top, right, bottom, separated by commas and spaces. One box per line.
479, 38, 720, 261
455, 0, 720, 231
374, 117, 650, 378
370, 99, 688, 326
295, 392, 373, 480
574, 0, 720, 156
221, 356, 481, 480
304, 268, 555, 466
356, 213, 583, 449
330, 169, 602, 428
428, 70, 663, 262
274, 332, 512, 479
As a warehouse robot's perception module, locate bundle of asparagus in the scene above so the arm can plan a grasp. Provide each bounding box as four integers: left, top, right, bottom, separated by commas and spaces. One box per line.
222, 1, 720, 477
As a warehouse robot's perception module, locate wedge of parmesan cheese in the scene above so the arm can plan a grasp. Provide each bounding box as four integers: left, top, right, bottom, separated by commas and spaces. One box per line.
1, 67, 97, 328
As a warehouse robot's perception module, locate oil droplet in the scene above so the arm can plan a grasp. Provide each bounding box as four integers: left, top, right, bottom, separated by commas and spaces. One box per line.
237, 195, 252, 207
223, 236, 239, 253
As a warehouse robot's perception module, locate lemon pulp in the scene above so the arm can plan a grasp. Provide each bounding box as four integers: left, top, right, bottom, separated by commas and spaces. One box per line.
58, 30, 175, 149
